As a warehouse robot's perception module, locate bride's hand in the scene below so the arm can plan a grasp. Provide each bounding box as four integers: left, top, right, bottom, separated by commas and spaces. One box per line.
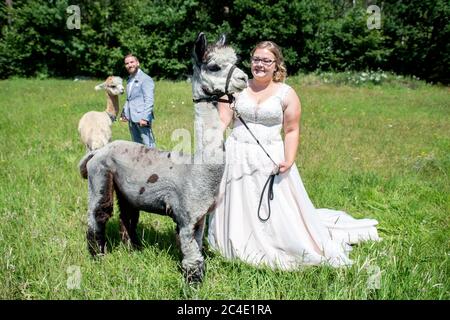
278, 161, 293, 174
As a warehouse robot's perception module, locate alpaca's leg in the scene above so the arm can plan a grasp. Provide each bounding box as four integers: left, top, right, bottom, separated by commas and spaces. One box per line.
178, 220, 205, 283
86, 171, 114, 256
193, 215, 206, 252
175, 225, 181, 248
117, 189, 141, 249
128, 211, 141, 248
119, 210, 141, 249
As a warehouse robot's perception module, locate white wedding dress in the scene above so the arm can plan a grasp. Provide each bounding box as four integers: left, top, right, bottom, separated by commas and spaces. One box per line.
207, 83, 379, 270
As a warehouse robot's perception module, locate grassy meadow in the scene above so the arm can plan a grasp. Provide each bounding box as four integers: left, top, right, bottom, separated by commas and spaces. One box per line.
0, 76, 448, 299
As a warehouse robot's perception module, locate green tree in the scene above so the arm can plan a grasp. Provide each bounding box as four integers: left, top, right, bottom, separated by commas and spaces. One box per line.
383, 0, 450, 83
0, 0, 448, 83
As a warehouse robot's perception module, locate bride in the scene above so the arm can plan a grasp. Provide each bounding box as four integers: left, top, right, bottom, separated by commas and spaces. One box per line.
207, 41, 379, 270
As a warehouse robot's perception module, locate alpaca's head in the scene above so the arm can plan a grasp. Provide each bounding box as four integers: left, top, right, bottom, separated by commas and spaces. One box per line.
95, 76, 125, 96
192, 33, 247, 99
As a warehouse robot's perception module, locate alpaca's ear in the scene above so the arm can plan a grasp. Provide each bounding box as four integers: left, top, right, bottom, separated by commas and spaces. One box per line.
194, 32, 207, 65
95, 82, 106, 91
216, 34, 227, 47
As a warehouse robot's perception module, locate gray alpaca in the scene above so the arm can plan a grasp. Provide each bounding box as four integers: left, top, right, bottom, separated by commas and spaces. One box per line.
78, 33, 247, 283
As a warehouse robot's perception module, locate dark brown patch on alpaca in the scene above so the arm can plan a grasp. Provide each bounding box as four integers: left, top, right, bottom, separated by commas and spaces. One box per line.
86, 229, 100, 256
175, 224, 181, 248
94, 172, 114, 223
165, 204, 173, 217
147, 174, 159, 183
145, 148, 150, 153
139, 187, 145, 194
86, 228, 106, 256
207, 200, 217, 213
116, 185, 141, 248
79, 153, 95, 179
193, 217, 205, 236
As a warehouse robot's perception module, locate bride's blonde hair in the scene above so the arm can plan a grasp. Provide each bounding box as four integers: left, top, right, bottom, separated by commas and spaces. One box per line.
251, 41, 287, 82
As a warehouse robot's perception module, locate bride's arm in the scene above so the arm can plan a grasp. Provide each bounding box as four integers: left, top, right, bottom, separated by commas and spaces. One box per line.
280, 88, 301, 173
218, 98, 235, 131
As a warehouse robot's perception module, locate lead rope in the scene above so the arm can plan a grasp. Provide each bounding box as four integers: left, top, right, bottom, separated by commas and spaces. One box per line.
229, 102, 280, 222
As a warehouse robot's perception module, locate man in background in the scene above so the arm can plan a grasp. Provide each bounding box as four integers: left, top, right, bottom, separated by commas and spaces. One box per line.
121, 54, 156, 148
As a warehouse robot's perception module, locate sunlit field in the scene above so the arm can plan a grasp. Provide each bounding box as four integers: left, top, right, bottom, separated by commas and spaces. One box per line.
0, 77, 448, 299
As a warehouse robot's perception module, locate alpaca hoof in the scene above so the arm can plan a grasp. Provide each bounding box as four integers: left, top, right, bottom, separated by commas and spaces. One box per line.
87, 242, 106, 257
183, 261, 205, 284
86, 230, 106, 257
120, 232, 142, 250
132, 241, 143, 251
124, 239, 142, 251
185, 270, 203, 284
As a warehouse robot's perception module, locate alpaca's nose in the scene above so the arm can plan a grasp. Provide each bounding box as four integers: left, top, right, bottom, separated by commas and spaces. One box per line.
237, 73, 248, 84
238, 75, 248, 82
237, 70, 248, 81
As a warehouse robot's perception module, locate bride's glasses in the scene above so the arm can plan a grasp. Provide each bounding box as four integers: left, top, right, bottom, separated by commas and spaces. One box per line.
251, 56, 275, 66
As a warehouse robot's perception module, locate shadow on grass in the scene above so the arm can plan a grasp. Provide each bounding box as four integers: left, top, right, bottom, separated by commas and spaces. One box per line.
104, 216, 182, 261
102, 214, 219, 283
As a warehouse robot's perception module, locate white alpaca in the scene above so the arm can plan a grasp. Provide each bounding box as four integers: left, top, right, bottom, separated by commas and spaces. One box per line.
78, 76, 124, 151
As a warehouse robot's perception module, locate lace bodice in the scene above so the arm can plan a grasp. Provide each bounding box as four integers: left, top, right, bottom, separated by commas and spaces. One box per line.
230, 83, 291, 145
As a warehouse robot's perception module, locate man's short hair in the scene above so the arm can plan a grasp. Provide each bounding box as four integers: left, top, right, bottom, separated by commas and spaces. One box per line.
124, 54, 139, 62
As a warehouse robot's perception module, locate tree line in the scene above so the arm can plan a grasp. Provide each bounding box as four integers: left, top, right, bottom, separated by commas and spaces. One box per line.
0, 0, 448, 84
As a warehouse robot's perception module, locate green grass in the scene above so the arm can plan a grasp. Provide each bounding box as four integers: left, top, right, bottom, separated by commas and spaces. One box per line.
0, 77, 448, 299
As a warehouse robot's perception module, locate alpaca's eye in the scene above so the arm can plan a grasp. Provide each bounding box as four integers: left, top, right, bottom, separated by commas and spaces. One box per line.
208, 64, 221, 72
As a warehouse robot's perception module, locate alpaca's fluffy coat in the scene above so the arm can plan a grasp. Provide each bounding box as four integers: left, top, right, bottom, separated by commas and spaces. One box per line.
78, 76, 124, 151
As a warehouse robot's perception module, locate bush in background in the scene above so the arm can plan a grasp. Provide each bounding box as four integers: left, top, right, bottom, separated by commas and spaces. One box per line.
0, 0, 448, 84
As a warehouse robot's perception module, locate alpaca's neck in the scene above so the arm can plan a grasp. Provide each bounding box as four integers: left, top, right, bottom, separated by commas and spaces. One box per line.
194, 102, 225, 165
191, 67, 204, 101
105, 93, 119, 116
